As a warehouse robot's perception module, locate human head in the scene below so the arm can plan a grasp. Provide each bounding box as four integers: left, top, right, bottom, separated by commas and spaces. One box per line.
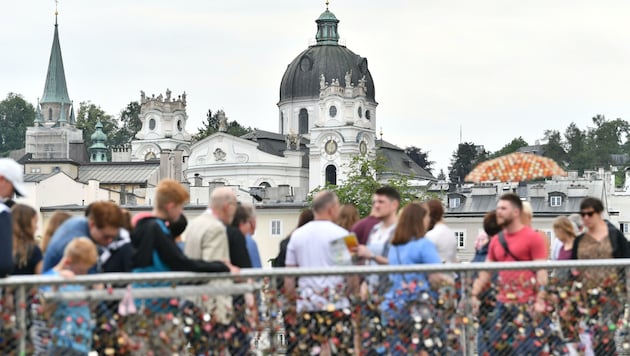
12, 204, 38, 267
210, 187, 238, 225
521, 201, 533, 226
87, 201, 123, 247
391, 202, 428, 246
61, 237, 98, 275
296, 209, 314, 228
336, 204, 360, 230
41, 211, 72, 253
426, 199, 445, 231
155, 179, 189, 223
496, 193, 523, 228
483, 210, 501, 237
0, 158, 26, 199
568, 213, 584, 233
312, 190, 340, 221
553, 216, 576, 244
579, 197, 605, 230
371, 186, 401, 220
232, 203, 256, 235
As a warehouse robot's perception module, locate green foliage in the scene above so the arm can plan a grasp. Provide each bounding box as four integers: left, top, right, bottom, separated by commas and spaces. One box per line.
542, 130, 567, 166
0, 93, 35, 156
489, 136, 529, 159
110, 101, 142, 146
404, 146, 434, 174
192, 109, 252, 141
448, 142, 488, 184
75, 101, 116, 149
437, 168, 446, 181
308, 155, 430, 217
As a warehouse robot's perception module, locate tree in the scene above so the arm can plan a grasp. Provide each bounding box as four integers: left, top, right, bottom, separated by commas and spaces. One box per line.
448, 142, 487, 184
437, 169, 446, 181
0, 93, 35, 156
490, 136, 528, 158
542, 130, 567, 166
192, 109, 252, 141
75, 101, 116, 149
309, 155, 429, 217
564, 122, 592, 173
588, 115, 629, 167
110, 101, 141, 147
404, 146, 434, 174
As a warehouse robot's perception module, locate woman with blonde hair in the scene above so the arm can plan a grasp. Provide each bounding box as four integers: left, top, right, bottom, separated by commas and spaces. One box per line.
552, 216, 576, 261
12, 204, 43, 275
40, 211, 71, 254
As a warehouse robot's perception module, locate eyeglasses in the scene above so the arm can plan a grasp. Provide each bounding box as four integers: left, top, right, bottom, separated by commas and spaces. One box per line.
580, 211, 596, 218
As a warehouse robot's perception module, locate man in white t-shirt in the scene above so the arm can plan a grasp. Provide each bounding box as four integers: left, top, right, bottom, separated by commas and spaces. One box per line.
285, 190, 356, 354
355, 186, 400, 289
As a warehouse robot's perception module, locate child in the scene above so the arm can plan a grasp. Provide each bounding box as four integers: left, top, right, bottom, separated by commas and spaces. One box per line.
41, 237, 97, 355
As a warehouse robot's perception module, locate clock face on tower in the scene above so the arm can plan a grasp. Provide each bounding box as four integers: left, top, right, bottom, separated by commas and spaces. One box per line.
325, 139, 338, 155
360, 141, 367, 155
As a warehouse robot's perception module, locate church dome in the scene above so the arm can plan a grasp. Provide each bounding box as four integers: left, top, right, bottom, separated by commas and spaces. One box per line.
279, 9, 376, 104
90, 120, 107, 144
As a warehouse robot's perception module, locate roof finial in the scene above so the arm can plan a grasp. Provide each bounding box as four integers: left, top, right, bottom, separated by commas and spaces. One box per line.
325, 0, 330, 10
54, 0, 59, 25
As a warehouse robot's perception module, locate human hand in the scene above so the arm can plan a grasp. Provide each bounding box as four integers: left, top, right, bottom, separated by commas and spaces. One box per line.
59, 269, 75, 279
471, 296, 481, 316
355, 245, 371, 259
224, 260, 240, 274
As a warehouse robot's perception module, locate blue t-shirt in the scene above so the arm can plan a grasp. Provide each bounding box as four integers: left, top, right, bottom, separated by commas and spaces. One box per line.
43, 217, 93, 272
245, 234, 262, 268
381, 238, 442, 319
40, 269, 92, 353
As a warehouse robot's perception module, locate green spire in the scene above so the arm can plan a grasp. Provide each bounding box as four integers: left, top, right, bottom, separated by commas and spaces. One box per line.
41, 20, 70, 104
315, 8, 340, 45
34, 98, 43, 125
89, 120, 108, 162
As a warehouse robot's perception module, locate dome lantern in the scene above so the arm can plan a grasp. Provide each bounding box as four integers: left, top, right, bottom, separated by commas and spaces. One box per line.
315, 9, 340, 45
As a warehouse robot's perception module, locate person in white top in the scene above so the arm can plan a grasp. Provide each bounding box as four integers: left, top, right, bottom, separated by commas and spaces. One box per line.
355, 186, 400, 266
425, 199, 458, 263
284, 190, 357, 354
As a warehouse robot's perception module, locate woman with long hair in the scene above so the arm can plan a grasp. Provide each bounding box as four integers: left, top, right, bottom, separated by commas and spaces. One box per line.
381, 202, 452, 356
40, 211, 71, 254
12, 204, 43, 275
336, 203, 360, 231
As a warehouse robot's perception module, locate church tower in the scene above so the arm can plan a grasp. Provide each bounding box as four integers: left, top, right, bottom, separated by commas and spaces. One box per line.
130, 89, 192, 161
88, 120, 108, 162
278, 6, 378, 189
25, 11, 83, 161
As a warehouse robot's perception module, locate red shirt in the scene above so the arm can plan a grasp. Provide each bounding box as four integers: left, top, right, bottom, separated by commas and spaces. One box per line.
487, 226, 548, 303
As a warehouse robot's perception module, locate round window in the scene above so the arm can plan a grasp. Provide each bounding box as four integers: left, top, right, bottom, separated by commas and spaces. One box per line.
357, 107, 363, 118
329, 105, 337, 118
299, 56, 312, 72
149, 118, 156, 130
365, 110, 371, 121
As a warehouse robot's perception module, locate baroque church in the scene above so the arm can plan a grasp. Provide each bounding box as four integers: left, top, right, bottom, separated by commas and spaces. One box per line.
19, 6, 435, 206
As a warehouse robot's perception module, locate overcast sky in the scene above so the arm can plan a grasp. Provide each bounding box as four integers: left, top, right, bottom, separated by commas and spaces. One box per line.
2, 1, 630, 175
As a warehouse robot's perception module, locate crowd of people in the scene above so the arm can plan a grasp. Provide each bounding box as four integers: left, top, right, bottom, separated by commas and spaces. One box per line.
2, 156, 630, 355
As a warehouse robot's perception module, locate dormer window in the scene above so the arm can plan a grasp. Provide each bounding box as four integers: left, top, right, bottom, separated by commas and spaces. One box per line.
550, 195, 562, 207
449, 197, 461, 208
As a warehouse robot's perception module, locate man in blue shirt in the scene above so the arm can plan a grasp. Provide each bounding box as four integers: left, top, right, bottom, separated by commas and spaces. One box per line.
42, 201, 123, 272
233, 203, 262, 268
0, 158, 27, 277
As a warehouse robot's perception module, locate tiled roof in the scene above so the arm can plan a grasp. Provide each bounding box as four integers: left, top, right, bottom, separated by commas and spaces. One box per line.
78, 163, 159, 184
23, 171, 59, 183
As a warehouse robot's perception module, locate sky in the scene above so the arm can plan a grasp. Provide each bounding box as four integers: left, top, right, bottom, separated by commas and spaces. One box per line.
2, 0, 630, 175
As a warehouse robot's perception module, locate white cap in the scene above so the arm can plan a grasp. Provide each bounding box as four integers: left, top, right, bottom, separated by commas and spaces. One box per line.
0, 158, 26, 197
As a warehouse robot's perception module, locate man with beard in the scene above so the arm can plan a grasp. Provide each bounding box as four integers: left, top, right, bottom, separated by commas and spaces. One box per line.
472, 193, 551, 354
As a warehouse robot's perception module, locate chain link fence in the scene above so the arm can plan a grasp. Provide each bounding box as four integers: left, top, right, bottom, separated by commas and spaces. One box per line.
0, 260, 629, 355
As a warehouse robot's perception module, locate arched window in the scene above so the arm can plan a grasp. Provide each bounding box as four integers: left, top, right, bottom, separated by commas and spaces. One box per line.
325, 165, 337, 186
48, 108, 53, 121
259, 182, 271, 188
298, 109, 308, 135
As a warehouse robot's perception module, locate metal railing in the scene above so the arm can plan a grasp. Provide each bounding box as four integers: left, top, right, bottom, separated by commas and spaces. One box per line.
0, 259, 629, 355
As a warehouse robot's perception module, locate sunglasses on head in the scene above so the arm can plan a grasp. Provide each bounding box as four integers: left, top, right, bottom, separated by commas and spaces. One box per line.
580, 211, 596, 217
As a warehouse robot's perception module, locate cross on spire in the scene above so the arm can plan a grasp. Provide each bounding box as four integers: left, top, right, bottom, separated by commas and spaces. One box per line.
325, 0, 330, 10
54, 0, 59, 25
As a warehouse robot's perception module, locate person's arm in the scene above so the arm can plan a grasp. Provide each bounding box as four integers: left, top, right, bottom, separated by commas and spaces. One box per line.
0, 211, 12, 277
33, 246, 43, 275
154, 225, 229, 273
228, 227, 252, 268
420, 240, 453, 287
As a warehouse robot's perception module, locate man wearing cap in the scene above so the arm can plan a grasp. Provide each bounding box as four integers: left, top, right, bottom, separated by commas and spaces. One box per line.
0, 158, 27, 277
